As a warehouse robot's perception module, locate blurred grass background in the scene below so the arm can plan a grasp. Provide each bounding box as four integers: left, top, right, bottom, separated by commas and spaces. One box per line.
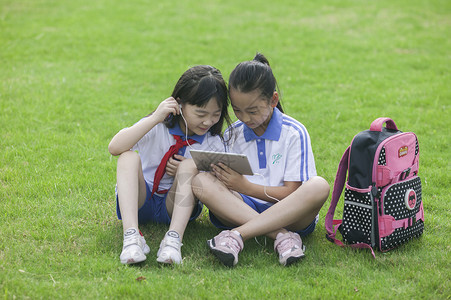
0, 0, 450, 298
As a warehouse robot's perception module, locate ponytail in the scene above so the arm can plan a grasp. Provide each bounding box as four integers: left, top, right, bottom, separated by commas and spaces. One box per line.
253, 53, 270, 66
229, 53, 284, 113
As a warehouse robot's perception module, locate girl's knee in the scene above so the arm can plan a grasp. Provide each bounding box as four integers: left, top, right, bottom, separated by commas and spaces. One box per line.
292, 176, 329, 207
117, 150, 141, 166
192, 172, 216, 199
308, 176, 330, 203
192, 173, 204, 199
193, 171, 215, 183
177, 158, 197, 172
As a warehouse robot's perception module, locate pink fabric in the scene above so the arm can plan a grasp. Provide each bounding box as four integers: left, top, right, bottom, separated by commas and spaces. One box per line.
379, 215, 409, 237
345, 183, 372, 193
379, 202, 424, 238
372, 133, 419, 186
370, 117, 398, 132
411, 158, 420, 175
376, 165, 392, 187
349, 243, 376, 258
325, 146, 350, 236
417, 202, 425, 222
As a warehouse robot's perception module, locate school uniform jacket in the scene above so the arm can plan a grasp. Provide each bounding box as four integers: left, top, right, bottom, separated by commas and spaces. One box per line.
225, 108, 317, 204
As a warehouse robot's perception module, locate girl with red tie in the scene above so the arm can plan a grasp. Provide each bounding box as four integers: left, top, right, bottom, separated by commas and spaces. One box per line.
108, 65, 231, 265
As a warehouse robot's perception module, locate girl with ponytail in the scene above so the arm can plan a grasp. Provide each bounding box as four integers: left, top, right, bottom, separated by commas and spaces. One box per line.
192, 53, 330, 267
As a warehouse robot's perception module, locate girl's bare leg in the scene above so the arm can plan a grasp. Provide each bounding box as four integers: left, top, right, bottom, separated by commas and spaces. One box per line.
165, 159, 200, 240
193, 174, 329, 240
116, 150, 150, 264
235, 176, 330, 240
192, 172, 260, 226
157, 159, 206, 264
116, 151, 147, 233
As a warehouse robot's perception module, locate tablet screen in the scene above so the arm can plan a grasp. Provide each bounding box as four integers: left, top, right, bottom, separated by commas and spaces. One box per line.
190, 150, 253, 175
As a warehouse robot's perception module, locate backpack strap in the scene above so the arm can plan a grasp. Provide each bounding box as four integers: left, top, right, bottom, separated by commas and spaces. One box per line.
325, 146, 350, 242
325, 146, 377, 258
370, 117, 398, 132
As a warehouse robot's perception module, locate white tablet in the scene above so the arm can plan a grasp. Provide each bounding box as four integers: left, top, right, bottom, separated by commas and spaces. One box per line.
190, 149, 254, 175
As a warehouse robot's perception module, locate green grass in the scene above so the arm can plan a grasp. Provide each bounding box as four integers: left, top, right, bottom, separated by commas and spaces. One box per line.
1, 0, 450, 298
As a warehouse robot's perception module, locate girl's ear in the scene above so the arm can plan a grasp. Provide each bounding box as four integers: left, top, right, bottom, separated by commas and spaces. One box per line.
270, 91, 279, 108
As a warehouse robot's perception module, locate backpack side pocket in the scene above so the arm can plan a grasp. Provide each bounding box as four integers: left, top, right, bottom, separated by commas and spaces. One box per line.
340, 185, 373, 245
378, 176, 424, 251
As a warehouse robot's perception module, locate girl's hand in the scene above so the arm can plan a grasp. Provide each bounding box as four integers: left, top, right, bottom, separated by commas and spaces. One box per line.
166, 154, 185, 177
153, 97, 180, 123
211, 163, 248, 193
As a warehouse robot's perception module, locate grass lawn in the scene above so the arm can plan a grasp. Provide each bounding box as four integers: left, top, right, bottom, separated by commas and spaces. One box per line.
1, 0, 450, 298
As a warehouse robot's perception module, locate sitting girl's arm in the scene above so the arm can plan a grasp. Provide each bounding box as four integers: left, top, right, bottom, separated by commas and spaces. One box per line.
212, 163, 301, 203
108, 97, 180, 156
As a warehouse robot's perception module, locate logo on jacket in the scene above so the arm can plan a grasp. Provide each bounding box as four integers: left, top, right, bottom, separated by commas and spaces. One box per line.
272, 153, 282, 164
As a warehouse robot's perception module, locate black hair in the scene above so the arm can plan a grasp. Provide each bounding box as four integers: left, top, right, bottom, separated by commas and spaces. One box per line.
228, 53, 284, 113
164, 65, 231, 137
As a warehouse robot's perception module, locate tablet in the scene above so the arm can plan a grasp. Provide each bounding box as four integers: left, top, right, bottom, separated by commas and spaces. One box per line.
190, 149, 254, 175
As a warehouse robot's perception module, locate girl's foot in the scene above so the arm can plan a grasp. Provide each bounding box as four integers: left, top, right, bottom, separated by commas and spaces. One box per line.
157, 230, 183, 264
120, 228, 150, 264
274, 231, 305, 266
207, 230, 243, 267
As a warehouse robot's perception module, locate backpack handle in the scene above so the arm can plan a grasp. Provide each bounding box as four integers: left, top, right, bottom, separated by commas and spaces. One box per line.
370, 117, 398, 132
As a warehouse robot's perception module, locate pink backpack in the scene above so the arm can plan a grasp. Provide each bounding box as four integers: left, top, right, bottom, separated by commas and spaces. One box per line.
325, 118, 424, 257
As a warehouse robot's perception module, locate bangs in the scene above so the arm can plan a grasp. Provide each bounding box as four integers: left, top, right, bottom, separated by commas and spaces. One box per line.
188, 76, 226, 108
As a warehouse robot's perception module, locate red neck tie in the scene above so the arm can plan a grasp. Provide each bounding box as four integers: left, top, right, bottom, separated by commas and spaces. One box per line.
152, 135, 197, 196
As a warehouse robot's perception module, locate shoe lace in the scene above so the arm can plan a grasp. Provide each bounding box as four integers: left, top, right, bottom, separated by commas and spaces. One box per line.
276, 234, 300, 256
123, 234, 142, 249
220, 233, 242, 254
162, 236, 182, 250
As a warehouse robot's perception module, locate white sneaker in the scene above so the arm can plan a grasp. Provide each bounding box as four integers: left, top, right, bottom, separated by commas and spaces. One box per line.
156, 230, 183, 264
120, 228, 150, 265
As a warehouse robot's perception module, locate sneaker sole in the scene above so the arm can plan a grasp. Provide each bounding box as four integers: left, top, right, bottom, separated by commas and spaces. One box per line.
121, 255, 146, 265
156, 255, 182, 265
284, 253, 305, 266
282, 245, 306, 266
156, 257, 175, 264
207, 240, 236, 267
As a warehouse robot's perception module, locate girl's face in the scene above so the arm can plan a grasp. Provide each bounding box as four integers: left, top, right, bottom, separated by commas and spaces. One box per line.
179, 98, 222, 136
230, 88, 278, 136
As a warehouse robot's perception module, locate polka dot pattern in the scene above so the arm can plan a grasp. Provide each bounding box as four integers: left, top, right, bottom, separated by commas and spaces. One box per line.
378, 147, 386, 166
341, 176, 423, 250
380, 176, 424, 251
342, 189, 372, 245
345, 188, 371, 206
339, 134, 422, 251
382, 177, 422, 218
